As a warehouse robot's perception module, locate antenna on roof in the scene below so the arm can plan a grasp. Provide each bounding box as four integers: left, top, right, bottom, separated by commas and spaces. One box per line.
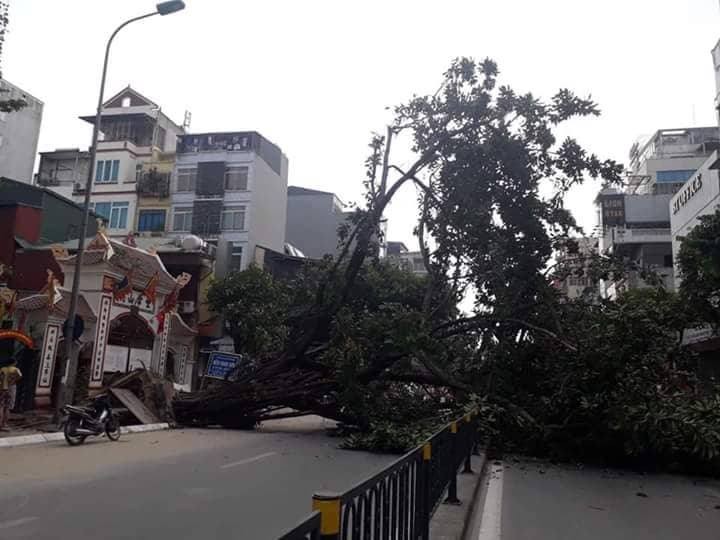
183, 110, 192, 130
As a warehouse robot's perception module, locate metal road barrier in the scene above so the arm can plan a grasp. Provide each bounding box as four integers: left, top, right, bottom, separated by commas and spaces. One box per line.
277, 412, 479, 540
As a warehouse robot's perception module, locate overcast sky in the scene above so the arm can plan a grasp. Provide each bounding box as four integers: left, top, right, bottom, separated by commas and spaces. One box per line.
6, 0, 720, 249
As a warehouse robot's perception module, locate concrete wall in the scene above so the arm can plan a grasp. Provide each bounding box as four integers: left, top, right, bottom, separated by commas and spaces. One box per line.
624, 194, 673, 224
285, 193, 349, 258
0, 80, 43, 183
248, 152, 288, 261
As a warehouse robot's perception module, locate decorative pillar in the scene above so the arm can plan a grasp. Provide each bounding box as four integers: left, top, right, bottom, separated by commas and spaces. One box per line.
157, 313, 170, 376
178, 344, 188, 385
34, 321, 61, 408
89, 294, 112, 389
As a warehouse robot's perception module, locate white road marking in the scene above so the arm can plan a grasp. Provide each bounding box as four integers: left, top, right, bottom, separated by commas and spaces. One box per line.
220, 451, 277, 469
478, 463, 504, 540
0, 516, 39, 530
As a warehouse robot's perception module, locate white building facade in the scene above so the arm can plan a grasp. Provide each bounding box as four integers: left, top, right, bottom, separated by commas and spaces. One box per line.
627, 127, 719, 195
670, 161, 720, 290
0, 78, 43, 183
170, 131, 289, 271
69, 87, 184, 239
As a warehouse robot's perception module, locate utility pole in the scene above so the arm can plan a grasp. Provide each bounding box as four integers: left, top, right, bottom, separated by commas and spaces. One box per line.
56, 1, 185, 415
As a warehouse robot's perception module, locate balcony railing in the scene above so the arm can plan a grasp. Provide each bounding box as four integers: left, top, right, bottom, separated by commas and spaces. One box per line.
613, 227, 671, 244
136, 172, 170, 198
36, 177, 61, 187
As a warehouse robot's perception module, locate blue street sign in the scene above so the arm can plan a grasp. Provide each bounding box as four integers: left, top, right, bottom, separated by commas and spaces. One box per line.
205, 351, 243, 380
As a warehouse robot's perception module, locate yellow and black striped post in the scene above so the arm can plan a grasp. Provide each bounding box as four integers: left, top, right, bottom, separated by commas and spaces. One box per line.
463, 413, 474, 474
312, 492, 341, 540
444, 421, 461, 505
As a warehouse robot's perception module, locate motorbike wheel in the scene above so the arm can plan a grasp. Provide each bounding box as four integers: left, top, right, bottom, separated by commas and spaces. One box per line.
105, 417, 121, 441
63, 418, 87, 446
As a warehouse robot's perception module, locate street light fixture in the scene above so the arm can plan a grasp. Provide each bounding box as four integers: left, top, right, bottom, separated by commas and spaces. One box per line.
58, 2, 185, 412
157, 1, 186, 15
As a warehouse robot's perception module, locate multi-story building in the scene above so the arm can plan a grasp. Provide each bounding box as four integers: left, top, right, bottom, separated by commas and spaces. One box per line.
285, 186, 352, 259
0, 79, 43, 183
595, 125, 720, 297
670, 40, 720, 291
35, 148, 91, 199
386, 241, 428, 275
596, 188, 675, 298
670, 153, 720, 289
135, 149, 174, 237
627, 127, 719, 195
285, 185, 388, 259
74, 86, 184, 238
553, 237, 599, 299
170, 131, 289, 271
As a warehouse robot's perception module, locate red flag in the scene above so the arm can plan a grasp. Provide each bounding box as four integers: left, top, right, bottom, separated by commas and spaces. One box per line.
142, 272, 159, 305
113, 269, 133, 302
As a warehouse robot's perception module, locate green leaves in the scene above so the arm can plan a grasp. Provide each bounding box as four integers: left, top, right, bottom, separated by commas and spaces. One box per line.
678, 209, 720, 327
207, 265, 290, 357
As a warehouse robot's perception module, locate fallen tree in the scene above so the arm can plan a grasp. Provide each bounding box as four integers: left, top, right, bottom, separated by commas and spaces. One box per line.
173, 56, 622, 435
172, 60, 720, 473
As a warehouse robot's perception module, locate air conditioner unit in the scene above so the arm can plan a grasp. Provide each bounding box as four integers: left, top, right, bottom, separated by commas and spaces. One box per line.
74, 182, 85, 192
179, 301, 196, 313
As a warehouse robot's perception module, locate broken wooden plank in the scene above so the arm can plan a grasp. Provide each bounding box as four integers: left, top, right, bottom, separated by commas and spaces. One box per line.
109, 387, 160, 424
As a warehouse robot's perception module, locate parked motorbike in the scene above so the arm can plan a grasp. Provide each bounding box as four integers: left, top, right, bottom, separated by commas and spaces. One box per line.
61, 394, 121, 446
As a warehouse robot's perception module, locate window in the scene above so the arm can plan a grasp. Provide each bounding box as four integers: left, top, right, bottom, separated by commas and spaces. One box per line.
664, 254, 673, 268
109, 202, 129, 229
176, 168, 197, 192
224, 166, 248, 190
138, 210, 166, 232
95, 160, 120, 183
90, 201, 129, 229
121, 96, 131, 107
656, 170, 696, 183
172, 207, 193, 232
91, 202, 111, 220
230, 244, 243, 270
221, 206, 246, 230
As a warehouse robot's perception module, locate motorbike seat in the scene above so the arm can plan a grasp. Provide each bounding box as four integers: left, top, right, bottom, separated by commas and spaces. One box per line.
65, 405, 94, 415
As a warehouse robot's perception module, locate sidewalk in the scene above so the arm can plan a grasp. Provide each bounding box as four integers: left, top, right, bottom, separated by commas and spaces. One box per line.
429, 453, 487, 540
0, 411, 170, 448
0, 411, 56, 438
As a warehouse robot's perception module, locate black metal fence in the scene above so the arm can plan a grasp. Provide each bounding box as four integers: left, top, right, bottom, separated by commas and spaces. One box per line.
277, 412, 478, 540
278, 511, 322, 540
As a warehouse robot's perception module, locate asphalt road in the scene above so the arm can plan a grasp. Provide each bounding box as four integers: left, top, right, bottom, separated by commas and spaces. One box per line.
475, 457, 720, 540
0, 417, 394, 540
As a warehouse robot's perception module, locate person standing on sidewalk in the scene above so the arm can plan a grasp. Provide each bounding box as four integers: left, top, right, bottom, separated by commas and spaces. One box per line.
0, 360, 22, 431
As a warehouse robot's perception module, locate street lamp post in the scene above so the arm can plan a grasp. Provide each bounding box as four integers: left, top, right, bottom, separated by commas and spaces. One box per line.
57, 1, 185, 412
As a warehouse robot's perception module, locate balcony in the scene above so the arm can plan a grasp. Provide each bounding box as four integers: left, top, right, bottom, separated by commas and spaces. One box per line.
136, 171, 170, 198
612, 227, 671, 245
36, 176, 60, 187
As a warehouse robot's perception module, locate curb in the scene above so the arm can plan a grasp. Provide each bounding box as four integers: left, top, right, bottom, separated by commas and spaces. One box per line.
0, 422, 170, 449
429, 452, 488, 540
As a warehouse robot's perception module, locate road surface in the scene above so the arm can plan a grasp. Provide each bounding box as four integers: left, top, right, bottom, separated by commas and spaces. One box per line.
475, 457, 720, 540
0, 417, 394, 539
